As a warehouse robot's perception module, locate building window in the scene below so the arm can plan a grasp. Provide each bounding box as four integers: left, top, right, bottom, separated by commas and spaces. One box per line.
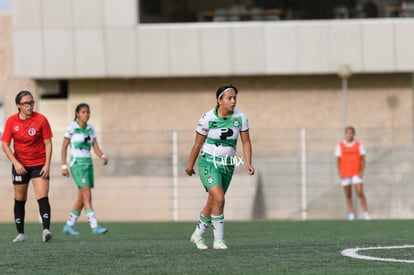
38, 80, 68, 99
138, 0, 414, 24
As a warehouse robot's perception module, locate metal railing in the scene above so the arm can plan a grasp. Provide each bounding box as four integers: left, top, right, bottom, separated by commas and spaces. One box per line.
1, 128, 414, 221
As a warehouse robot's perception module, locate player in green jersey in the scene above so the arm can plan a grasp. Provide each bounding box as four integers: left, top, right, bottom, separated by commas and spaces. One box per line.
185, 84, 255, 249
61, 103, 108, 235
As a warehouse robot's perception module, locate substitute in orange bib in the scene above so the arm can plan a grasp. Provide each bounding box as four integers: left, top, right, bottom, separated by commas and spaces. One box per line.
335, 126, 370, 221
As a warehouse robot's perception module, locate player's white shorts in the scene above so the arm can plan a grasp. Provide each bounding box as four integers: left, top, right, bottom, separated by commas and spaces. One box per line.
340, 175, 363, 186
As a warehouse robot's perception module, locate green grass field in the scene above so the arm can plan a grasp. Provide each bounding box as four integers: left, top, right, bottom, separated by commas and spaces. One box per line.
2, 220, 414, 274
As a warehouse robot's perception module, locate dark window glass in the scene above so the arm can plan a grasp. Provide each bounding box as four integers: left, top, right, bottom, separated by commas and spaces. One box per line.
38, 80, 68, 99
138, 0, 413, 24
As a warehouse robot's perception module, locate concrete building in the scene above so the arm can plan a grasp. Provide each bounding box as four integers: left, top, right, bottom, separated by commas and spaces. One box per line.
9, 1, 414, 132
1, 0, 414, 222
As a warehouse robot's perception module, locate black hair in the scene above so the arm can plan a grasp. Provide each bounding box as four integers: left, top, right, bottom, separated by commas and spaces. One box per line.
215, 84, 238, 109
74, 103, 90, 121
216, 84, 238, 99
15, 90, 33, 112
15, 90, 32, 104
345, 126, 356, 134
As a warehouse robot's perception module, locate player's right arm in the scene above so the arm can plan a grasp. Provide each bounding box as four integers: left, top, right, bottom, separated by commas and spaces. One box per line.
335, 144, 342, 178
61, 137, 70, 177
185, 132, 206, 176
2, 141, 26, 175
359, 143, 366, 178
1, 118, 26, 175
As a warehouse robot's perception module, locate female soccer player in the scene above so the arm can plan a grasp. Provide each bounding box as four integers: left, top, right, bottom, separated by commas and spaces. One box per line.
61, 103, 108, 235
335, 126, 370, 221
185, 84, 255, 249
2, 90, 53, 242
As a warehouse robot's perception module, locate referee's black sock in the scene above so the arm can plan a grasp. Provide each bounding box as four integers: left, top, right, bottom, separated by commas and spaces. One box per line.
38, 197, 51, 230
14, 199, 26, 234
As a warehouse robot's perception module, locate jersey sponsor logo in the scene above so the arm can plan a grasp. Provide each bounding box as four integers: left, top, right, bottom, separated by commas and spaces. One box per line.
84, 135, 91, 143
28, 128, 36, 136
209, 121, 218, 128
207, 176, 214, 184
220, 128, 234, 140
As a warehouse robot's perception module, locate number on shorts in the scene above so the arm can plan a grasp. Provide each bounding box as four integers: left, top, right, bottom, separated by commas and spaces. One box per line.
204, 166, 211, 175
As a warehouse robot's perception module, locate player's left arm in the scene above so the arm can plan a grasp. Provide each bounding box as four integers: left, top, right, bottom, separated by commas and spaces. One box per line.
240, 130, 255, 175
359, 143, 366, 178
40, 139, 52, 178
360, 155, 366, 178
93, 139, 108, 165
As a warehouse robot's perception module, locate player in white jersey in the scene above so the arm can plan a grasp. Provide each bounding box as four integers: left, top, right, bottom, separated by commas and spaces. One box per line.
61, 103, 108, 235
185, 84, 255, 249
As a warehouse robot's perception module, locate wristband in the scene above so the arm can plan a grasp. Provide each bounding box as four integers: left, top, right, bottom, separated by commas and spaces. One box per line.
61, 164, 68, 170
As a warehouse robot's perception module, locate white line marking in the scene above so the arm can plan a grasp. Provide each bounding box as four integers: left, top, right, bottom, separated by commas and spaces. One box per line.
341, 245, 414, 263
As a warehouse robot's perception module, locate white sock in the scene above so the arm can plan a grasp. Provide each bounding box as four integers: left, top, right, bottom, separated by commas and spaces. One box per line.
193, 215, 210, 237
66, 210, 79, 226
211, 214, 224, 242
86, 209, 98, 228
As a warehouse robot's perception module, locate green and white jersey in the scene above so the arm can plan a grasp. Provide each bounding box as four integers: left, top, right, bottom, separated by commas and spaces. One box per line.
196, 108, 249, 157
64, 121, 96, 166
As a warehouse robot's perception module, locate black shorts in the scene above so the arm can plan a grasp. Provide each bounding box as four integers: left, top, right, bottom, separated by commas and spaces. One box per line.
12, 165, 47, 184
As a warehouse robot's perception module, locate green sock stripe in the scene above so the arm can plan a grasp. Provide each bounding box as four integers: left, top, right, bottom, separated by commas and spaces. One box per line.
85, 208, 94, 214
200, 214, 211, 224
71, 209, 81, 216
211, 214, 224, 222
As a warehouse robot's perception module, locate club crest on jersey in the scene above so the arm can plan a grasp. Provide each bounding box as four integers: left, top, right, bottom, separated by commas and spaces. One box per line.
233, 118, 240, 128
28, 128, 36, 136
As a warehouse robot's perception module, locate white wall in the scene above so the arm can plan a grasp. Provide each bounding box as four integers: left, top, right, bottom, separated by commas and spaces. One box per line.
11, 0, 414, 78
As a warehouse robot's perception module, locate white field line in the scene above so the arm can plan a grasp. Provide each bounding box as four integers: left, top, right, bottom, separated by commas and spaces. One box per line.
341, 245, 414, 263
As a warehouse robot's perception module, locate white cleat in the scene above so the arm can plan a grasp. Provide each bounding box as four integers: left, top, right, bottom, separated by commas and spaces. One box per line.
191, 233, 208, 250
213, 240, 228, 250
348, 213, 355, 221
364, 212, 371, 220
13, 233, 26, 243
42, 229, 53, 242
